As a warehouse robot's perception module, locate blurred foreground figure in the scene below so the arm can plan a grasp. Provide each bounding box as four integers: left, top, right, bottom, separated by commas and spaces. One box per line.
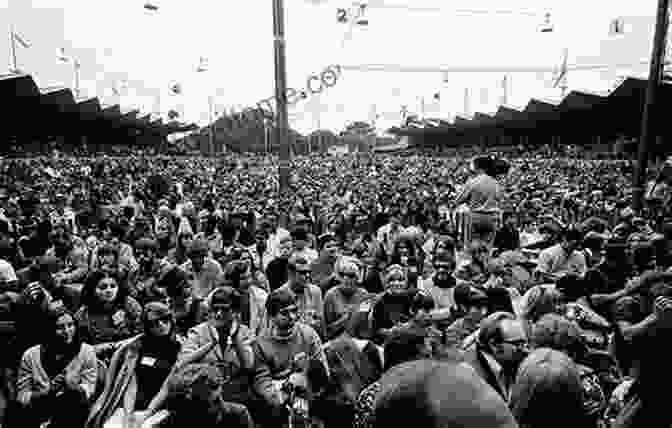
371, 359, 518, 428
145, 363, 253, 428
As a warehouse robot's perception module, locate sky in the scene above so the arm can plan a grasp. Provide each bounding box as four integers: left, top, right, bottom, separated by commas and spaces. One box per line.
0, 0, 663, 134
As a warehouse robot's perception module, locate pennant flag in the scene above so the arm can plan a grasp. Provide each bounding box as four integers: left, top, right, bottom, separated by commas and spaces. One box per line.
12, 31, 30, 48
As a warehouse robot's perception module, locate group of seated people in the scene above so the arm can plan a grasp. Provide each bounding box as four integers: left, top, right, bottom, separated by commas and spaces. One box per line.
0, 152, 671, 428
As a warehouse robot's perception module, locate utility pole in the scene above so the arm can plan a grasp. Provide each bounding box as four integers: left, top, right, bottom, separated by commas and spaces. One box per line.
74, 60, 81, 98
273, 0, 291, 194
9, 26, 17, 73
501, 75, 508, 105
634, 0, 669, 211
464, 88, 470, 117
208, 95, 215, 157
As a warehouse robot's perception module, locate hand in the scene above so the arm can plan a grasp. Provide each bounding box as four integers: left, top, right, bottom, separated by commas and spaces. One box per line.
53, 274, 64, 288
24, 282, 45, 302
50, 374, 65, 393
112, 310, 126, 327
131, 410, 151, 428
654, 296, 672, 320
292, 352, 309, 372
64, 371, 80, 392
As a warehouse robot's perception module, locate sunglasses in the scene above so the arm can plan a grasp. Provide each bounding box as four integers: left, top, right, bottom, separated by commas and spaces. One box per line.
502, 338, 527, 349
295, 269, 311, 276
148, 315, 171, 327
210, 304, 233, 314
279, 306, 299, 317
97, 281, 118, 289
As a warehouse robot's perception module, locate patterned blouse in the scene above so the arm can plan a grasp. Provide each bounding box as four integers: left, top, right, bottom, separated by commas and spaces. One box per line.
352, 381, 382, 428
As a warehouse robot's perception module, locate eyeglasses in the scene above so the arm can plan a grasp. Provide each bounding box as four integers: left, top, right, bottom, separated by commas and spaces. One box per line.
502, 338, 528, 349
97, 281, 117, 290
340, 272, 358, 279
279, 306, 298, 317
295, 269, 311, 276
210, 304, 233, 314
148, 315, 171, 328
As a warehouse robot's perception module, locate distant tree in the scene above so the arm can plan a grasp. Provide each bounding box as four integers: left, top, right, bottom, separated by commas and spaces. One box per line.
341, 121, 375, 138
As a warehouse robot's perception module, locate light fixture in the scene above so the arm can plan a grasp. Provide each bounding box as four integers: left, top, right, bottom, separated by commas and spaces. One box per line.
540, 12, 553, 33
144, 2, 159, 11
196, 57, 208, 73
356, 3, 368, 25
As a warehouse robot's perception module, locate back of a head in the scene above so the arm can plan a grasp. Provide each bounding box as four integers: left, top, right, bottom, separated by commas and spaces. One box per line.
373, 360, 518, 428
510, 348, 586, 428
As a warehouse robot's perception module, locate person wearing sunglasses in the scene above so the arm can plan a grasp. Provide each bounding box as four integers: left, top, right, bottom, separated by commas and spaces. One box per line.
86, 302, 181, 428
177, 286, 256, 419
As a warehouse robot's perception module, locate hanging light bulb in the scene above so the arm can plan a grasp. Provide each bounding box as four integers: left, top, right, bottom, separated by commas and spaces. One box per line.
540, 12, 553, 33
196, 57, 208, 72
356, 3, 369, 26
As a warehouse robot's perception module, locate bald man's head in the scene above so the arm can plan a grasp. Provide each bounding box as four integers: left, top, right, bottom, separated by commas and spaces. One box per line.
373, 360, 518, 428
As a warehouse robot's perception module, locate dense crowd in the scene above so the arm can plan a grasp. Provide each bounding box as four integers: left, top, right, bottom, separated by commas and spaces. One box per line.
0, 151, 670, 428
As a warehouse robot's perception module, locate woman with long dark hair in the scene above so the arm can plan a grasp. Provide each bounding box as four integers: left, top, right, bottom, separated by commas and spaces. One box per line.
75, 270, 142, 349
16, 301, 98, 428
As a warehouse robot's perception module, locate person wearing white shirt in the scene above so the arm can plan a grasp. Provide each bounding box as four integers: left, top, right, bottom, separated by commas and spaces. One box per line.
376, 210, 407, 258
534, 228, 587, 282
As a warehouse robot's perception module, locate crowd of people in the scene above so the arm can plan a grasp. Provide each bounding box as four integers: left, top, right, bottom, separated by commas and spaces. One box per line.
0, 150, 670, 428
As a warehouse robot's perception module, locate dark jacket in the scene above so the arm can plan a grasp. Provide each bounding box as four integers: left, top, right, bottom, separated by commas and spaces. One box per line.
461, 344, 507, 400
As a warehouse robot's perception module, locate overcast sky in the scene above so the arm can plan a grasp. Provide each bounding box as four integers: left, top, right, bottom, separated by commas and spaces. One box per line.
0, 0, 662, 134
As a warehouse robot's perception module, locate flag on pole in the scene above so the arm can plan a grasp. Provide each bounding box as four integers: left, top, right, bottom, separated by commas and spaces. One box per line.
12, 31, 30, 48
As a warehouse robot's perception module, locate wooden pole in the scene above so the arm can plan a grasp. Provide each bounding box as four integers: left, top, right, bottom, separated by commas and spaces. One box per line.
634, 0, 669, 211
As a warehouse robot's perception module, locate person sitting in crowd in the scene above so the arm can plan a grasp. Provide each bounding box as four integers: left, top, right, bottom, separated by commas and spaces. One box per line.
265, 235, 293, 292
179, 286, 255, 418
529, 314, 606, 424
75, 270, 142, 350
223, 260, 269, 337
324, 256, 369, 340
15, 301, 97, 428
156, 265, 207, 340
181, 238, 223, 300
462, 311, 529, 401
443, 283, 489, 349
534, 228, 587, 282
166, 230, 193, 267
251, 288, 328, 428
352, 325, 437, 428
371, 265, 415, 345
276, 255, 324, 337
86, 302, 181, 428
510, 348, 592, 428
147, 363, 254, 428
311, 234, 341, 287
1, 152, 671, 428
